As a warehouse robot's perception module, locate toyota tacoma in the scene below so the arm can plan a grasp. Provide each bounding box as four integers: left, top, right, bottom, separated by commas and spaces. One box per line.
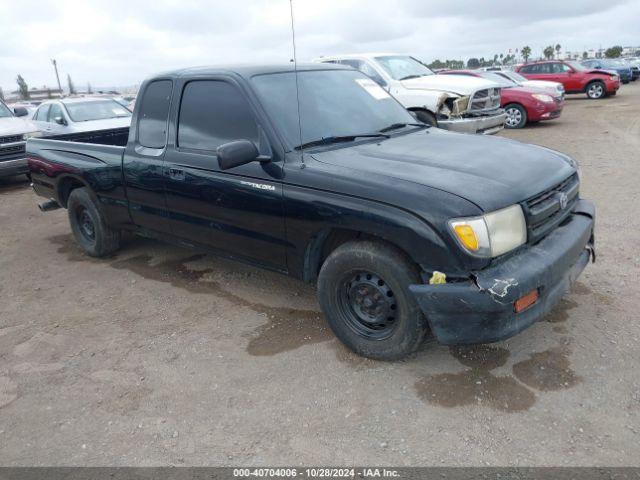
27, 64, 595, 360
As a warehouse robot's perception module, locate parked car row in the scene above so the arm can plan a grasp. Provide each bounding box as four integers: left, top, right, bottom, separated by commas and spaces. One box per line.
440, 69, 564, 129
2, 53, 633, 180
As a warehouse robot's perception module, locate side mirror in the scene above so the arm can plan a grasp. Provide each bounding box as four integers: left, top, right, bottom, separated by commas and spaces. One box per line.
14, 107, 29, 117
216, 140, 269, 170
54, 116, 66, 126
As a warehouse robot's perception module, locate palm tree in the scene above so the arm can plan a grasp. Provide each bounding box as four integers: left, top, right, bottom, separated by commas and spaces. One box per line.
543, 46, 555, 60
555, 44, 562, 59
522, 46, 532, 63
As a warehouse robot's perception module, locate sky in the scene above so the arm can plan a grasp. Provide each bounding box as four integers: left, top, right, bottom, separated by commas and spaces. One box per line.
1, 0, 639, 94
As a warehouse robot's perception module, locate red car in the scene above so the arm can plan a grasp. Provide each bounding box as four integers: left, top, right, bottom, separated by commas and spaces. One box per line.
440, 70, 564, 129
515, 60, 620, 99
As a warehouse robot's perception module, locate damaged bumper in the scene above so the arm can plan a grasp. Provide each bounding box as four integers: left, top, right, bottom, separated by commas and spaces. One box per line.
439, 111, 507, 135
409, 199, 595, 345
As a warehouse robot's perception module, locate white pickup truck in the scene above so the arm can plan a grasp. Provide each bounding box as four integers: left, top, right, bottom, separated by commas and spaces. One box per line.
0, 99, 41, 178
316, 53, 506, 134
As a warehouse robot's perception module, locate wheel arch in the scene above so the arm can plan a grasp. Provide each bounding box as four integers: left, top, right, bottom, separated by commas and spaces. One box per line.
57, 174, 91, 208
303, 227, 424, 284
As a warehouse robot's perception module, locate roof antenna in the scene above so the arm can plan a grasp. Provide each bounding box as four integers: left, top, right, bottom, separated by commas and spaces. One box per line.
289, 0, 305, 168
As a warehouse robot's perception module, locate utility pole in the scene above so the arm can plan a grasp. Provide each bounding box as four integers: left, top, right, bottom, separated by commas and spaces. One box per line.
51, 59, 62, 94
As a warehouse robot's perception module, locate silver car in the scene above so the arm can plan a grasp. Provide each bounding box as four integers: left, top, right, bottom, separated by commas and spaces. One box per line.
31, 97, 132, 136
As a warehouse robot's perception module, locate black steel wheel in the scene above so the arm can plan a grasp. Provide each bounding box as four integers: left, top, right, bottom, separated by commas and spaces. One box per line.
67, 187, 121, 257
337, 271, 398, 340
317, 240, 429, 360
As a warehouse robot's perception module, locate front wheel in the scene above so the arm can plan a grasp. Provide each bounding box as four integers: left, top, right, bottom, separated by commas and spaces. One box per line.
504, 103, 527, 129
586, 81, 606, 99
317, 240, 429, 360
67, 187, 121, 257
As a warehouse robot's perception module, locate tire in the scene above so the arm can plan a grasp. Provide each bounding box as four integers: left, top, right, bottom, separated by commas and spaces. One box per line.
504, 103, 527, 129
414, 110, 438, 128
586, 81, 606, 99
317, 240, 428, 360
67, 187, 121, 257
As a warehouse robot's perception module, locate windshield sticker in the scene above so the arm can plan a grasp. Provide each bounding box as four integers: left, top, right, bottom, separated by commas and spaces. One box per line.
355, 78, 390, 100
112, 108, 127, 115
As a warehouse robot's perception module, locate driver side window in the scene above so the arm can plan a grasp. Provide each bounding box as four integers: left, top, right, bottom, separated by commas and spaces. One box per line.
552, 63, 571, 74
48, 104, 64, 124
35, 104, 50, 121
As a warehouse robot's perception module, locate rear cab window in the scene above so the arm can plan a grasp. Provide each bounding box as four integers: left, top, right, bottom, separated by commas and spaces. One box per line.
137, 80, 173, 149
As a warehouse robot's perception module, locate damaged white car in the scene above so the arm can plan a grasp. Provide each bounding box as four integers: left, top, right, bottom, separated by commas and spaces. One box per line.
316, 53, 507, 134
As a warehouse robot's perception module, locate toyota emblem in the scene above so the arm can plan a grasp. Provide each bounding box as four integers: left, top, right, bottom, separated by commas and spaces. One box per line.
558, 192, 568, 209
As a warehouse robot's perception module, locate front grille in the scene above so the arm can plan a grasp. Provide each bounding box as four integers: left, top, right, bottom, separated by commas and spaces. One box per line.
469, 88, 501, 112
0, 134, 23, 145
524, 173, 579, 243
0, 143, 26, 162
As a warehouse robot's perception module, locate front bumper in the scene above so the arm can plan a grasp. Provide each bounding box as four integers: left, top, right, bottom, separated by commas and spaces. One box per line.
409, 199, 595, 345
0, 158, 28, 178
439, 111, 507, 135
531, 99, 564, 122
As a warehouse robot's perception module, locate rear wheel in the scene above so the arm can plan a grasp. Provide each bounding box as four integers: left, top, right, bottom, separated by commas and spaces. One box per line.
317, 240, 428, 360
414, 110, 438, 128
504, 103, 527, 129
67, 187, 121, 257
586, 81, 606, 99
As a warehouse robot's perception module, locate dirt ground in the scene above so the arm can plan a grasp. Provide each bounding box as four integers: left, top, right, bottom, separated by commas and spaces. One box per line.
1, 83, 639, 467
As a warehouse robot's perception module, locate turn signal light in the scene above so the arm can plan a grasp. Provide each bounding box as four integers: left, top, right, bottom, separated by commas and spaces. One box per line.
453, 224, 479, 251
514, 289, 539, 313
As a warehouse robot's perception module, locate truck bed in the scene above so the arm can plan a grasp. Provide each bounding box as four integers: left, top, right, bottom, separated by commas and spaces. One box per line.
26, 128, 129, 215
44, 126, 130, 147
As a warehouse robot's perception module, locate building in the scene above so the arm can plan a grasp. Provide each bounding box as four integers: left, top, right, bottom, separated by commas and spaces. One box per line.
6, 86, 63, 102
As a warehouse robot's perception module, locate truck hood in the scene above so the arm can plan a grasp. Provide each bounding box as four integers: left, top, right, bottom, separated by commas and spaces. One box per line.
401, 74, 501, 96
310, 128, 575, 212
0, 116, 39, 136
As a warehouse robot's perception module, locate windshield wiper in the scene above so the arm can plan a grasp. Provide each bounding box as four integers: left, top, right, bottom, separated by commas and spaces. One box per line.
379, 122, 425, 133
295, 133, 389, 150
399, 74, 425, 81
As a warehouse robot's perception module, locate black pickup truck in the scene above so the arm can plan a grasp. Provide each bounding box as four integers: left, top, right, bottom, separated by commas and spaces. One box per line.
27, 64, 595, 360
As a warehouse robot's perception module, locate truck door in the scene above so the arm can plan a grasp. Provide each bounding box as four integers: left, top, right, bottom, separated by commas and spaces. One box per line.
122, 79, 173, 234
162, 78, 287, 271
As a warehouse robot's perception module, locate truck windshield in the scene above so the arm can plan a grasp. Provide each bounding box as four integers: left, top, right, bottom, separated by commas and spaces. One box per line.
252, 69, 418, 150
64, 100, 132, 122
374, 56, 434, 81
0, 101, 13, 118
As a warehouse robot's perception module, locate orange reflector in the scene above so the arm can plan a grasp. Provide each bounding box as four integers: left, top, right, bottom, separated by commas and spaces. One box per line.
514, 289, 539, 313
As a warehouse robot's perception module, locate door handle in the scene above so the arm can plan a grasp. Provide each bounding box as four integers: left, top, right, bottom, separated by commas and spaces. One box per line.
169, 168, 185, 181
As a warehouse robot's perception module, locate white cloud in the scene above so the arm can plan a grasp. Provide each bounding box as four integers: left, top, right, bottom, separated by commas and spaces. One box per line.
1, 0, 638, 94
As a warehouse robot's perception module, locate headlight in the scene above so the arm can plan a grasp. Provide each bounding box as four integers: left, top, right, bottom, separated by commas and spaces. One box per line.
532, 93, 553, 103
452, 96, 470, 115
23, 131, 42, 140
610, 75, 618, 80
449, 204, 527, 258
